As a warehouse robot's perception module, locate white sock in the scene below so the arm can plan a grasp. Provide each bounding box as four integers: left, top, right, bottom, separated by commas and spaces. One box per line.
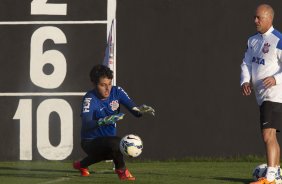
266, 166, 276, 181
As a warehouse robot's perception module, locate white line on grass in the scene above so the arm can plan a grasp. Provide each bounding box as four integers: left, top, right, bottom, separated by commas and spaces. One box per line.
37, 177, 70, 184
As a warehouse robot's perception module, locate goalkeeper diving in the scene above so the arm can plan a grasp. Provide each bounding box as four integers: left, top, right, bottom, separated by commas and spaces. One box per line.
73, 64, 155, 180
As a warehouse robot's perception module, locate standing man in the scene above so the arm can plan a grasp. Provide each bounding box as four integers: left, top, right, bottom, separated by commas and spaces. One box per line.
73, 64, 155, 180
241, 4, 282, 184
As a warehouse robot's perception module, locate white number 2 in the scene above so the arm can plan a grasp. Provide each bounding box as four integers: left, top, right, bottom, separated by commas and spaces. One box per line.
31, 0, 67, 15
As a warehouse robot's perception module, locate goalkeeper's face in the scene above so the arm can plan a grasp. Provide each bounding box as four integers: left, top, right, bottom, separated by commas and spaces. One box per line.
96, 77, 112, 99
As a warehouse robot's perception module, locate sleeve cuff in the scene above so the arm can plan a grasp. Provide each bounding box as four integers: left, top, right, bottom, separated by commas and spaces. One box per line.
240, 80, 250, 87
274, 73, 282, 85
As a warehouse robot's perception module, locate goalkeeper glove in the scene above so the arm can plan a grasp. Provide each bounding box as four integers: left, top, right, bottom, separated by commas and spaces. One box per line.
132, 105, 155, 116
97, 113, 125, 126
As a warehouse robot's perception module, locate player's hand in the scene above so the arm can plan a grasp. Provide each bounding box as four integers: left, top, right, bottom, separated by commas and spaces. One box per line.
132, 105, 155, 116
263, 76, 276, 89
241, 82, 251, 96
97, 113, 125, 126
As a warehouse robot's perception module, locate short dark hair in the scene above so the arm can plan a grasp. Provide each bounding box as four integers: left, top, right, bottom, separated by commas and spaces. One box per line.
89, 64, 113, 85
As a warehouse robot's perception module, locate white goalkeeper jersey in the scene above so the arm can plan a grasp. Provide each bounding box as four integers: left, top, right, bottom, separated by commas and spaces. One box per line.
240, 26, 282, 105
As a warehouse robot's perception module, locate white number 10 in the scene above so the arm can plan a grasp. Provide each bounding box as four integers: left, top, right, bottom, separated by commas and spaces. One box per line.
13, 99, 73, 160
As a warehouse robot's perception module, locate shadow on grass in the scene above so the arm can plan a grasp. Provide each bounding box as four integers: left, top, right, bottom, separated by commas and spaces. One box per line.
0, 166, 115, 179
214, 177, 252, 184
0, 166, 75, 173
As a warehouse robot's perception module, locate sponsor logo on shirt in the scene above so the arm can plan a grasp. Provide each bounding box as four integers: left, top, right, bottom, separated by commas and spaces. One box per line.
262, 43, 270, 54
110, 100, 119, 111
83, 98, 92, 113
252, 57, 265, 65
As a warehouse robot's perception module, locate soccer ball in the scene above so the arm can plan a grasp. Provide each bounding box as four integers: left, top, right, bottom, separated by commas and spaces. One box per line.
252, 164, 282, 184
120, 134, 143, 157
252, 163, 267, 181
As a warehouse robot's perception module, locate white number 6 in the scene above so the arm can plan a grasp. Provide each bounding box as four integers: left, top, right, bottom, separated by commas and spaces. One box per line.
30, 26, 67, 89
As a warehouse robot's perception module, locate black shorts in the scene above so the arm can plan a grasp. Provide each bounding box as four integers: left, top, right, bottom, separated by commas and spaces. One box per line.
81, 136, 122, 160
260, 101, 282, 132
80, 136, 125, 169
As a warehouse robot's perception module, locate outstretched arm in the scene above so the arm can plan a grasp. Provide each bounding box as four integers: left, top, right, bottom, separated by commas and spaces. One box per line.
118, 86, 155, 117
132, 105, 155, 116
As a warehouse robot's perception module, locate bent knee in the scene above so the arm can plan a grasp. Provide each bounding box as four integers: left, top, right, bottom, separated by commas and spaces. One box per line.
109, 137, 122, 152
262, 128, 277, 143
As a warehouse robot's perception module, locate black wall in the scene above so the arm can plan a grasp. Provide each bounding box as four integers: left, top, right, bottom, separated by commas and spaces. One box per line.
116, 0, 282, 159
1, 0, 282, 160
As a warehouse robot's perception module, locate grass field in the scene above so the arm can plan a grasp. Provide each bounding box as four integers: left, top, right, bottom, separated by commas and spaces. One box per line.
0, 160, 262, 184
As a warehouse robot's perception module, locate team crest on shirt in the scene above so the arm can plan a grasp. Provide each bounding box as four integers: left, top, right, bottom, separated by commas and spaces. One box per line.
110, 100, 119, 111
83, 98, 92, 113
262, 43, 270, 54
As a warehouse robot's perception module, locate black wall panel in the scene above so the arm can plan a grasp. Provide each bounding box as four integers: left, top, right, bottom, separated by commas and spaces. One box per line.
1, 0, 282, 160
116, 0, 282, 159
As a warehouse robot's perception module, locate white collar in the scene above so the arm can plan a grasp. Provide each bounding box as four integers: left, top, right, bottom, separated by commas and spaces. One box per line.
259, 26, 274, 37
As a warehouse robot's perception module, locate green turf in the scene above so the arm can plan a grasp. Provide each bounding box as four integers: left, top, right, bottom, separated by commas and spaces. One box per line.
0, 160, 261, 184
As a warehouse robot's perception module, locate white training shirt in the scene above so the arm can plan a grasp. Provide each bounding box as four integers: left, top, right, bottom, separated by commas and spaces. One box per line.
240, 26, 282, 105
